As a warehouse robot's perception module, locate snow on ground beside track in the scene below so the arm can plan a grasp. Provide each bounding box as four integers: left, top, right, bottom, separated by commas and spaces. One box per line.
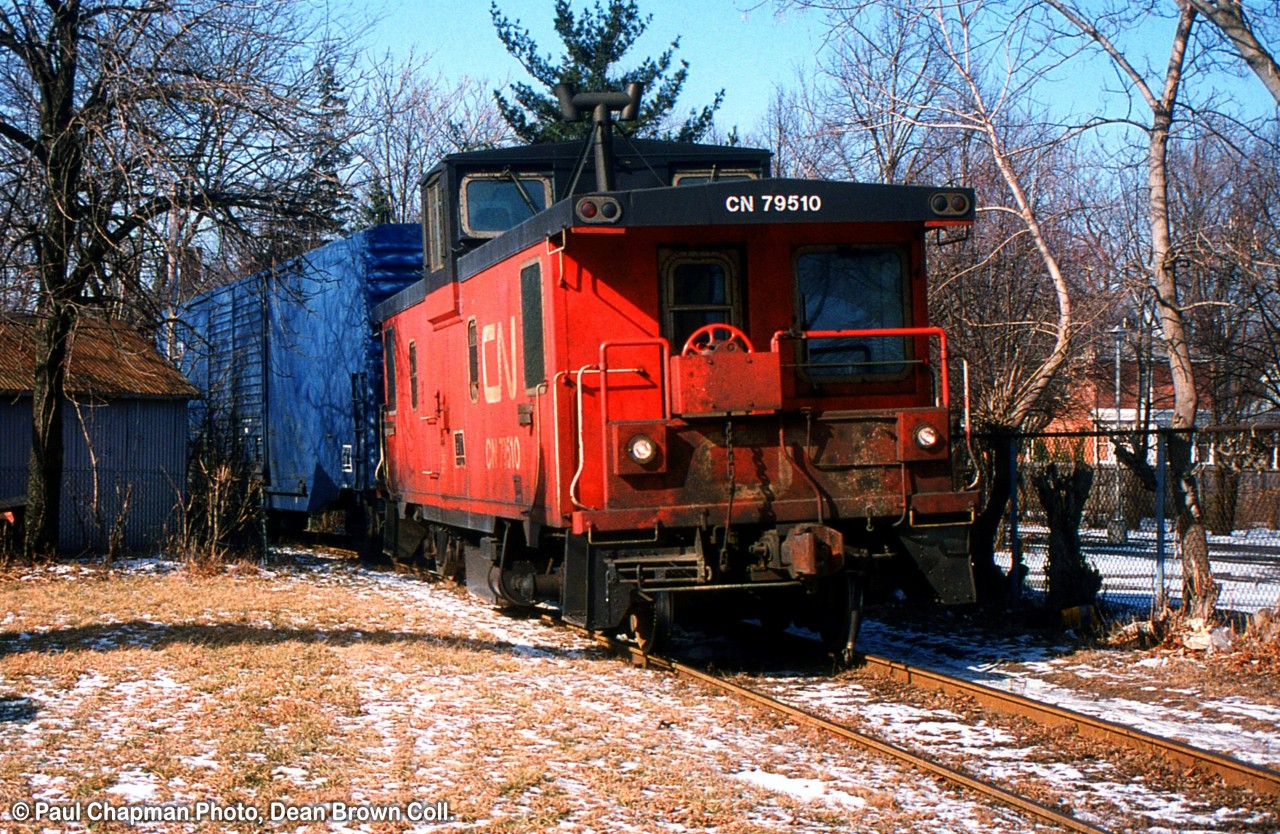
311, 563, 1042, 831
301, 554, 1280, 832
758, 671, 1274, 833
856, 617, 1280, 769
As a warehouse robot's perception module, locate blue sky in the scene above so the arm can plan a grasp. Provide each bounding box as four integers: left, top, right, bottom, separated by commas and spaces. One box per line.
346, 1, 1276, 139
351, 0, 825, 132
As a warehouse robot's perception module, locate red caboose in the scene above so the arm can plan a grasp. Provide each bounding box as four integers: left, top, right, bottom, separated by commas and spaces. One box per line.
377, 93, 977, 660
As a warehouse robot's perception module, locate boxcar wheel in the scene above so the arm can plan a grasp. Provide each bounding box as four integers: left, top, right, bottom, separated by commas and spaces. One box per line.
819, 573, 864, 667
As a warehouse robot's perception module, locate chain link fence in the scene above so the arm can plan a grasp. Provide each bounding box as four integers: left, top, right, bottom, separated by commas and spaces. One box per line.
981, 426, 1280, 617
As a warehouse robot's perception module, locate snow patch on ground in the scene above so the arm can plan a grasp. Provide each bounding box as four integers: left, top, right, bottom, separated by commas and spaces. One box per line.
733, 768, 868, 808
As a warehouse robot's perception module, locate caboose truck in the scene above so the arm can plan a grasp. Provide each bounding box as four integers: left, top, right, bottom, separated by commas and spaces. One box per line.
376, 86, 978, 662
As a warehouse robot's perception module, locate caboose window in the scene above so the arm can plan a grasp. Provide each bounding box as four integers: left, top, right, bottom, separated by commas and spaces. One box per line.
424, 178, 446, 272
520, 261, 545, 390
460, 173, 551, 237
794, 248, 909, 380
382, 327, 397, 409
467, 318, 480, 403
661, 249, 742, 351
408, 340, 418, 411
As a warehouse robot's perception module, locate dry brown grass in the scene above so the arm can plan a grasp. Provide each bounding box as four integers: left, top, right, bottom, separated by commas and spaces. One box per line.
0, 555, 1046, 833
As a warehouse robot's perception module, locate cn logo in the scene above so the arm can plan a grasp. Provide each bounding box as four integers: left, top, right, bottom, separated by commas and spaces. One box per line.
481, 316, 518, 404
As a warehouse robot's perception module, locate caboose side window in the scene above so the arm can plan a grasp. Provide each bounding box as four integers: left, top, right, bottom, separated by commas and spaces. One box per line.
794, 248, 909, 380
424, 178, 445, 272
383, 326, 397, 410
460, 173, 551, 237
467, 318, 480, 403
408, 340, 418, 411
520, 261, 545, 390
660, 249, 742, 351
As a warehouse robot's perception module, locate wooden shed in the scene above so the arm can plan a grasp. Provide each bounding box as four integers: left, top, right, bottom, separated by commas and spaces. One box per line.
0, 315, 199, 554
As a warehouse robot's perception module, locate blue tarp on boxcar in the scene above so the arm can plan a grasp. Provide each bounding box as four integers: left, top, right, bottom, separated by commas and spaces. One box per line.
177, 224, 422, 515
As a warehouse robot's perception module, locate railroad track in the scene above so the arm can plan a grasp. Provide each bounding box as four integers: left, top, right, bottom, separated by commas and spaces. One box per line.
561, 624, 1107, 833
551, 618, 1280, 833
856, 651, 1280, 798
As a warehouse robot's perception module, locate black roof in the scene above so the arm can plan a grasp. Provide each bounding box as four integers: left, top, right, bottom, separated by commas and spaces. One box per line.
422, 138, 771, 203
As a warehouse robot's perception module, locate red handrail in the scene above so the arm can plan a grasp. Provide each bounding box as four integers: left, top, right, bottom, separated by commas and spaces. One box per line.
770, 327, 950, 406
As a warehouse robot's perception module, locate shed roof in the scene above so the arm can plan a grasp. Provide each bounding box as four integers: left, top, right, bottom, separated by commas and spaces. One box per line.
0, 315, 199, 399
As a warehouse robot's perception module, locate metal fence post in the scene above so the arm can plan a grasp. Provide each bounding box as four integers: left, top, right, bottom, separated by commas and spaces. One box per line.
1155, 431, 1167, 611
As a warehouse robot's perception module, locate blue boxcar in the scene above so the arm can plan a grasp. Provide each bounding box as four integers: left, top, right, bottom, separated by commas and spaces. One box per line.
176, 224, 421, 518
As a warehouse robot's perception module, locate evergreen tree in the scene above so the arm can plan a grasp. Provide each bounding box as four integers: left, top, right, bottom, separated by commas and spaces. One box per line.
363, 178, 394, 226
491, 0, 723, 143
306, 58, 355, 238
243, 57, 355, 271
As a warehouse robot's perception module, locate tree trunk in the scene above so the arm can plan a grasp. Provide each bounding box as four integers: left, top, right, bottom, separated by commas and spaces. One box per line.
20, 1, 86, 557
1189, 0, 1280, 105
1204, 465, 1239, 536
25, 303, 76, 555
1030, 462, 1101, 611
1144, 9, 1219, 622
970, 431, 1015, 606
1167, 434, 1219, 619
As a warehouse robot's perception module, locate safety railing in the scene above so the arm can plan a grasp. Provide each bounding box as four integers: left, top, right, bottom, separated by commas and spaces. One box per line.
770, 327, 950, 407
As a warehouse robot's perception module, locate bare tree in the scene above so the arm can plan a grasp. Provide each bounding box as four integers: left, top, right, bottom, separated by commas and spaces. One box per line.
1169, 126, 1279, 423
0, 0, 360, 555
810, 3, 955, 184
1045, 0, 1220, 619
751, 83, 838, 179
1166, 125, 1280, 532
1232, 126, 1280, 416
351, 50, 511, 225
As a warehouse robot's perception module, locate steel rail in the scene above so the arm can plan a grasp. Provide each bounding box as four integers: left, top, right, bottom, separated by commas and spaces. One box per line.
859, 653, 1280, 798
568, 625, 1112, 834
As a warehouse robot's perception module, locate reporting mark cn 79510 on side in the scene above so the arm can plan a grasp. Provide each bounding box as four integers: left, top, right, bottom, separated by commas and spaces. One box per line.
374, 85, 980, 663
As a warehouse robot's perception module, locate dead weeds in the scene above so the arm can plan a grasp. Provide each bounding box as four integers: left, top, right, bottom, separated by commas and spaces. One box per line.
0, 556, 1042, 833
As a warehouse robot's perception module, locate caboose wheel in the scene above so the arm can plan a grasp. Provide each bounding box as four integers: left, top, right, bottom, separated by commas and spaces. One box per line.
628, 592, 673, 654
818, 574, 864, 667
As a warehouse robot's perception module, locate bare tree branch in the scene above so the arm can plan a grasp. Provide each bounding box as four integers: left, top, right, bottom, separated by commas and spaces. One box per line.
1190, 0, 1280, 103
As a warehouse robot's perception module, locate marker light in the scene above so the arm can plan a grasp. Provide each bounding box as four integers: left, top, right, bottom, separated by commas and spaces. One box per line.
930, 191, 971, 216
575, 196, 622, 224
627, 434, 659, 465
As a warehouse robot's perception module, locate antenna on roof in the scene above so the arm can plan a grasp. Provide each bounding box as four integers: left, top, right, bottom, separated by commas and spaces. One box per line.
554, 82, 643, 193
